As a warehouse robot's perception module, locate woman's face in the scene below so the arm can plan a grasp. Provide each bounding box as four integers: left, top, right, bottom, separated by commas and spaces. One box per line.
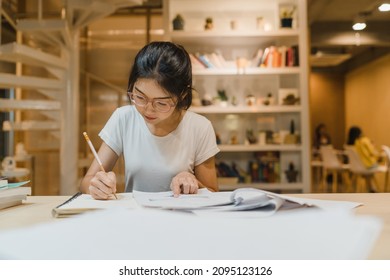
130, 79, 179, 125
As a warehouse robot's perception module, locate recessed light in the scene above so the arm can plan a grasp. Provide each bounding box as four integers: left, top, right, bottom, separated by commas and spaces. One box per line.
378, 3, 390, 12
352, 21, 366, 31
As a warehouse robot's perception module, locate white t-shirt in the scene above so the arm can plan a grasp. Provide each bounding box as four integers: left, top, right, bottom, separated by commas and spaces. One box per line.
99, 105, 220, 192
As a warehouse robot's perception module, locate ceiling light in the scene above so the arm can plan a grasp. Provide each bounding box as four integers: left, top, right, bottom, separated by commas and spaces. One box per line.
352, 20, 366, 31
378, 3, 390, 12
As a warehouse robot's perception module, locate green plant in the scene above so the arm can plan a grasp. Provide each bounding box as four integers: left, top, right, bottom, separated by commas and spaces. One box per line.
217, 89, 228, 101
281, 6, 296, 18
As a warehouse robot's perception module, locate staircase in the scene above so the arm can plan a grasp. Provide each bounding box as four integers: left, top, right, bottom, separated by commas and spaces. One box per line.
0, 0, 142, 194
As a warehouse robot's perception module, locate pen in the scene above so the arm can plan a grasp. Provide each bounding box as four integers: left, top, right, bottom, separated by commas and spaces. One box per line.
83, 132, 117, 199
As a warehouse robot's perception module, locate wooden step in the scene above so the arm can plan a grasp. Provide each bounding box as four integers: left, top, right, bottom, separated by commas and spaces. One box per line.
50, 131, 61, 139
39, 111, 61, 122
0, 42, 66, 69
0, 73, 63, 90
67, 0, 143, 28
2, 120, 60, 131
0, 98, 61, 111
17, 19, 71, 48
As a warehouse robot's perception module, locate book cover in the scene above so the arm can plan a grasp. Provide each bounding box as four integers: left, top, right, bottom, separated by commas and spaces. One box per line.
0, 186, 31, 210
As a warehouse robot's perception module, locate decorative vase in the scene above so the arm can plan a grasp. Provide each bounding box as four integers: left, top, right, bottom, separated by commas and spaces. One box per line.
285, 169, 298, 182
281, 18, 293, 28
172, 14, 184, 30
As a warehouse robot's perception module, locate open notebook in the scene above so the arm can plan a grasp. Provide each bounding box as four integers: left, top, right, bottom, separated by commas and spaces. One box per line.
52, 192, 137, 218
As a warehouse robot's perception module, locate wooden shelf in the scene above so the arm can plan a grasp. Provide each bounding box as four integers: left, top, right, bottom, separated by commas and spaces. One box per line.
218, 144, 301, 152
219, 182, 305, 192
170, 30, 299, 45
190, 105, 301, 114
193, 67, 300, 76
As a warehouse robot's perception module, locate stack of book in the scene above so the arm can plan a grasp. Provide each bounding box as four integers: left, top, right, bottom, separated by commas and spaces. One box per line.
251, 45, 299, 68
0, 177, 31, 210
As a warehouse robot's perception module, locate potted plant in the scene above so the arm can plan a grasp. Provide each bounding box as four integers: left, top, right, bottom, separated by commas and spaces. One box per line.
280, 6, 296, 28
216, 89, 228, 107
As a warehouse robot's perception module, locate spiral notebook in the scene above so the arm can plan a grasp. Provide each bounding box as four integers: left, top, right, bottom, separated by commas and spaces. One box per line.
51, 192, 137, 218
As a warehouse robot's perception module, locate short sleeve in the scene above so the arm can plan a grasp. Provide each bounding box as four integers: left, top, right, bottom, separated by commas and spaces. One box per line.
194, 120, 220, 166
99, 108, 124, 156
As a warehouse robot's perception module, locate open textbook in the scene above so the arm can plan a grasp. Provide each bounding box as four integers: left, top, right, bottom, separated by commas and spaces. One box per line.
53, 188, 361, 218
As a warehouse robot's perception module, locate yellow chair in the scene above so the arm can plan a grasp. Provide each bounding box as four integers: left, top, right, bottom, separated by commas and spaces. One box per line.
344, 145, 387, 192
381, 145, 390, 192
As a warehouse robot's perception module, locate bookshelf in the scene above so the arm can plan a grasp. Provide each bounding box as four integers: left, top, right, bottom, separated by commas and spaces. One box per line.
163, 0, 310, 192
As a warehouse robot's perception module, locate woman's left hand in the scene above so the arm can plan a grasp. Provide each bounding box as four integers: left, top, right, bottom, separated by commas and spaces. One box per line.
170, 171, 199, 196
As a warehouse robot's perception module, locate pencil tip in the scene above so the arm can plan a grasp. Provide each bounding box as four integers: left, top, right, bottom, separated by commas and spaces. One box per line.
83, 132, 90, 141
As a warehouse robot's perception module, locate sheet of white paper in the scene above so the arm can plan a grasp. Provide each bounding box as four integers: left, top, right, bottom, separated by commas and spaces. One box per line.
0, 208, 382, 260
133, 189, 232, 210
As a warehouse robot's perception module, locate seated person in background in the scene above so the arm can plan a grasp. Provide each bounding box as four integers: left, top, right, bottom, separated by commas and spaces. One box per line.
346, 126, 380, 169
312, 123, 332, 160
313, 123, 332, 150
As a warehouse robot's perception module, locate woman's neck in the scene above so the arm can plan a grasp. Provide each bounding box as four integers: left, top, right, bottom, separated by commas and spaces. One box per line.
147, 110, 185, 137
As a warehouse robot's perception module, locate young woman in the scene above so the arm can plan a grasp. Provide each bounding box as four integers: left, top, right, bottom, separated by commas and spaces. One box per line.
80, 42, 220, 199
346, 126, 380, 169
313, 123, 331, 150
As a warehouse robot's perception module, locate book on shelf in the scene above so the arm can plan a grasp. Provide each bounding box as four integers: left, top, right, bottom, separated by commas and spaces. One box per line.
250, 48, 263, 67
191, 52, 228, 69
189, 53, 206, 69
0, 180, 31, 210
252, 45, 299, 68
196, 53, 215, 68
250, 151, 281, 183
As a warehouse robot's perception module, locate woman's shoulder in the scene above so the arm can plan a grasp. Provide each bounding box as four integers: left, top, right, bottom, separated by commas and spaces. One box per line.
359, 136, 372, 143
110, 105, 137, 119
115, 105, 135, 114
184, 110, 211, 125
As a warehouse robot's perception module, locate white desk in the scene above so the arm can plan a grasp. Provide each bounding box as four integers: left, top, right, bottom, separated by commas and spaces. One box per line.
0, 193, 389, 259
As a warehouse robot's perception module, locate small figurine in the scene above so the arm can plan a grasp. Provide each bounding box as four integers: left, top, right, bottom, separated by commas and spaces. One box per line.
204, 17, 213, 30
263, 93, 275, 106
201, 93, 213, 106
245, 94, 256, 106
216, 133, 222, 145
231, 96, 238, 106
246, 129, 257, 144
229, 131, 239, 145
285, 162, 298, 182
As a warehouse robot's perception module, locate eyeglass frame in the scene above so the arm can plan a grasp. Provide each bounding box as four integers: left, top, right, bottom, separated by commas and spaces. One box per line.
127, 87, 176, 113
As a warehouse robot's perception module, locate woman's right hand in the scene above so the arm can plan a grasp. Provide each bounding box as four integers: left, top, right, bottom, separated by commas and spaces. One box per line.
88, 171, 117, 200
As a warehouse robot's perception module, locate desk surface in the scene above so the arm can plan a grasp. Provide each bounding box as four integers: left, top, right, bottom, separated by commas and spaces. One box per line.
0, 193, 389, 259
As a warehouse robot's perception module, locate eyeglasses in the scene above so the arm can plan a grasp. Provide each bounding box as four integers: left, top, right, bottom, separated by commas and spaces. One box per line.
128, 91, 175, 113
